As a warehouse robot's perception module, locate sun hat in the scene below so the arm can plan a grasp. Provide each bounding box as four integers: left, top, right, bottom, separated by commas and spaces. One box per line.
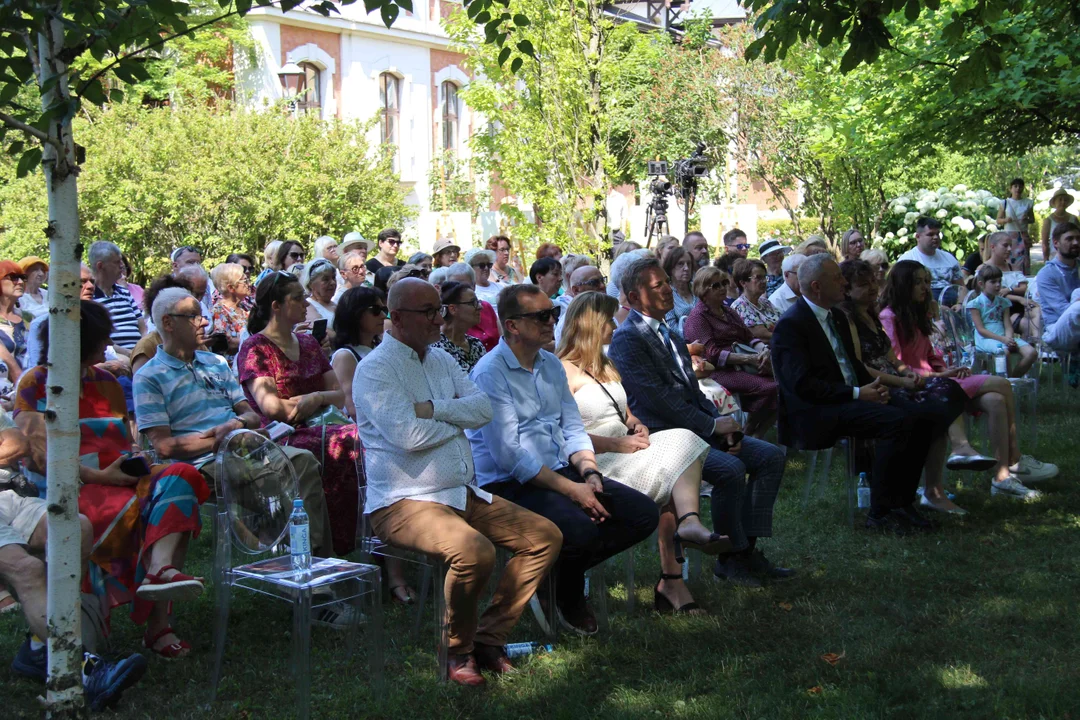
18, 256, 48, 273
433, 237, 461, 255
0, 260, 25, 281
1050, 187, 1075, 208
757, 239, 791, 260
341, 232, 373, 254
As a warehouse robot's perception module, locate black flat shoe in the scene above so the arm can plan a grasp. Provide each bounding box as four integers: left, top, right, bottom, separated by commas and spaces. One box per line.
653, 573, 704, 614
865, 511, 911, 535
712, 556, 763, 588
892, 504, 933, 530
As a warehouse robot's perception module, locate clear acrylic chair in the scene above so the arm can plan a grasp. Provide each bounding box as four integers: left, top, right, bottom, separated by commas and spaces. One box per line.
209, 429, 384, 719
801, 437, 858, 527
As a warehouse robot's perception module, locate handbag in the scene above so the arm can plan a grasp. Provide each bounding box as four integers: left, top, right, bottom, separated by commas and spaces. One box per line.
731, 341, 760, 372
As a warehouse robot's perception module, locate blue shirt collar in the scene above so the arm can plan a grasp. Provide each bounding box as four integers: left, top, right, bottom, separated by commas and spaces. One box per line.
1050, 257, 1077, 273
493, 337, 546, 373
153, 345, 218, 369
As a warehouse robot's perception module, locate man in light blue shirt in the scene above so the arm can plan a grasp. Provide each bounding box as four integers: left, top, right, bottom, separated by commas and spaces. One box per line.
469, 284, 658, 637
1035, 222, 1080, 383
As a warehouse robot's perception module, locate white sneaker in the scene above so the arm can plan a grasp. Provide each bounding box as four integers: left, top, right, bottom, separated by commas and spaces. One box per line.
313, 602, 365, 630
991, 476, 1042, 500
1009, 455, 1058, 483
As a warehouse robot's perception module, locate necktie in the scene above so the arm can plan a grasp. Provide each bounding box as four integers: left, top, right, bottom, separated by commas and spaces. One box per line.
656, 321, 687, 379
825, 313, 858, 387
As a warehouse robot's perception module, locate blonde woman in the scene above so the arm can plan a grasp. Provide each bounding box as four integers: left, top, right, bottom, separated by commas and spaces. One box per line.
257, 240, 282, 284
558, 292, 731, 615
208, 263, 252, 356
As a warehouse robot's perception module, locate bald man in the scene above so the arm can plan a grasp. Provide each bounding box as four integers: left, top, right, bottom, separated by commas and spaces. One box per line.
683, 232, 710, 269
354, 278, 561, 687
554, 265, 605, 346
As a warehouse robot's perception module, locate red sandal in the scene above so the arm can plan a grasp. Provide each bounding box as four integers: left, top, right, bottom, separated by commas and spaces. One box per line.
144, 627, 191, 660
135, 565, 204, 603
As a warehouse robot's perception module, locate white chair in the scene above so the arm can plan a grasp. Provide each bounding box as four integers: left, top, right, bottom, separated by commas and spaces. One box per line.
209, 429, 383, 719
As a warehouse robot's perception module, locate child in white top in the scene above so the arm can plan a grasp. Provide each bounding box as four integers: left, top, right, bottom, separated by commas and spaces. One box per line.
966, 264, 1036, 377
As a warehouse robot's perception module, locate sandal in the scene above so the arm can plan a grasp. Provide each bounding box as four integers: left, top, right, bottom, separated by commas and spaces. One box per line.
390, 584, 417, 606
672, 512, 731, 563
0, 589, 21, 615
653, 573, 705, 615
135, 565, 204, 603
143, 627, 191, 660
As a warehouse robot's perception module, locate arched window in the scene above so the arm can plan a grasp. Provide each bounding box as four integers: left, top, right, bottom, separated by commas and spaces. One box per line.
379, 73, 400, 147
295, 62, 322, 115
441, 81, 459, 153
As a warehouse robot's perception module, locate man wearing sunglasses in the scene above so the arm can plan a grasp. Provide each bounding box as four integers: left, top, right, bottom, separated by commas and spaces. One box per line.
356, 278, 561, 686
723, 228, 751, 259
469, 284, 659, 637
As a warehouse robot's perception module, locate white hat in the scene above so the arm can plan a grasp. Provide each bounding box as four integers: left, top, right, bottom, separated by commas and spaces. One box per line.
433, 237, 461, 255
341, 232, 373, 254
757, 238, 791, 259
781, 253, 807, 273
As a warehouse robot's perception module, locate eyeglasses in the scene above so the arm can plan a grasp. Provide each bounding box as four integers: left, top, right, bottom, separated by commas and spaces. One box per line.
471, 262, 493, 271
167, 313, 204, 324
734, 243, 751, 250
509, 306, 561, 324
346, 266, 367, 276
287, 251, 304, 261
574, 276, 607, 289
239, 265, 253, 276
706, 281, 729, 291
445, 299, 481, 310
396, 306, 441, 322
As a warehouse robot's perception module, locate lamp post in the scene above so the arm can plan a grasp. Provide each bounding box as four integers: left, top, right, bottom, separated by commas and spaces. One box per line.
278, 61, 304, 115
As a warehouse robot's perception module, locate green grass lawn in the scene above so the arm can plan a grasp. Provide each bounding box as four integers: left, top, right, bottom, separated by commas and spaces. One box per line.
4, 376, 1080, 719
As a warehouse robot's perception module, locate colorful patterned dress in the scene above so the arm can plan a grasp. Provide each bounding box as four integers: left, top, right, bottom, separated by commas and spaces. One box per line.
237, 333, 360, 555
14, 365, 209, 630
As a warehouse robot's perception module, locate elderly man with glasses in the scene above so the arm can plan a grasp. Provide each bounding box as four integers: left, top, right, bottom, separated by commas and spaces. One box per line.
468, 284, 659, 637
355, 278, 562, 686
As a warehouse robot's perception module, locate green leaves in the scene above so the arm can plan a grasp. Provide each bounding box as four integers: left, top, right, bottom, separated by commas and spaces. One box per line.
16, 146, 41, 178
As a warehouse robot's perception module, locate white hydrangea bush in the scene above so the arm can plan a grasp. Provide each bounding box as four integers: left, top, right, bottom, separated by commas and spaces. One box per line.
876, 185, 1002, 261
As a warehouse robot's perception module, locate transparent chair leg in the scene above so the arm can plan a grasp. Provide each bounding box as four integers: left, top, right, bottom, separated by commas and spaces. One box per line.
590, 564, 609, 631
844, 439, 856, 528
624, 549, 635, 613
434, 561, 449, 683
801, 450, 820, 507
208, 570, 231, 706
688, 548, 701, 579
292, 586, 313, 720
412, 562, 433, 640
368, 569, 385, 696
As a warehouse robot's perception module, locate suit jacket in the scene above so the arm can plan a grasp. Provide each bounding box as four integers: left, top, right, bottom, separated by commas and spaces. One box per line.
770, 297, 874, 449
608, 309, 719, 437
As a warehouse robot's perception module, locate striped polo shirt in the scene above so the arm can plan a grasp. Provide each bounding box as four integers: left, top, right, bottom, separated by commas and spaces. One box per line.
93, 283, 143, 350
133, 346, 246, 467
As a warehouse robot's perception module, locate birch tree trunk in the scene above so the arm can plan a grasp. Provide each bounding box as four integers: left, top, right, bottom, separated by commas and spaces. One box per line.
38, 11, 86, 718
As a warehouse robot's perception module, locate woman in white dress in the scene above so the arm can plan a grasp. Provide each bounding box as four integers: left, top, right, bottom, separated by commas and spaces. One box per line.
302, 258, 338, 338
558, 292, 731, 615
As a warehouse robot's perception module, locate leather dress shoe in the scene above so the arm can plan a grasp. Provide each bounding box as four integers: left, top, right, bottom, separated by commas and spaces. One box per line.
446, 653, 486, 687
474, 642, 515, 674
892, 504, 933, 530
713, 556, 763, 587
865, 511, 911, 535
557, 598, 598, 636
748, 550, 797, 580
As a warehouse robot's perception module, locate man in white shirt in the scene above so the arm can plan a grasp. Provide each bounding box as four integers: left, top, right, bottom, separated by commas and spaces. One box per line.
355, 278, 561, 687
898, 217, 965, 307
768, 253, 806, 315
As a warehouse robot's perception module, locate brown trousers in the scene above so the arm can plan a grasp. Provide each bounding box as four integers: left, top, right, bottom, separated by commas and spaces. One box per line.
370, 493, 561, 654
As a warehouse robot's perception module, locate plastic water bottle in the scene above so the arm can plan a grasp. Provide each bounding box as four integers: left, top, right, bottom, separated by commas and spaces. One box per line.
504, 642, 552, 659
857, 472, 871, 509
994, 353, 1007, 375
289, 499, 311, 574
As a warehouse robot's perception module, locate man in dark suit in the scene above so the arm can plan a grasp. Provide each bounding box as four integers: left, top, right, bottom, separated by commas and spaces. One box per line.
770, 253, 934, 532
608, 257, 790, 587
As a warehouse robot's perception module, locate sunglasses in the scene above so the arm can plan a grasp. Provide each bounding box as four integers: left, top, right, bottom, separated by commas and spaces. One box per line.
240, 265, 253, 275
734, 243, 751, 250
384, 239, 403, 246
446, 299, 481, 310
365, 305, 389, 317
510, 306, 561, 324
574, 276, 607, 289
3, 274, 27, 283
706, 280, 729, 291
472, 262, 493, 270
287, 251, 304, 260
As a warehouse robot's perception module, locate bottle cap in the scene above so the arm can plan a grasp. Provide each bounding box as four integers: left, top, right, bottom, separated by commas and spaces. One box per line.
293, 499, 304, 508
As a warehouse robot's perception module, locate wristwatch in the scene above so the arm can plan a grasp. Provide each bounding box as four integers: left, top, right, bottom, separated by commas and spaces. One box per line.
582, 469, 602, 482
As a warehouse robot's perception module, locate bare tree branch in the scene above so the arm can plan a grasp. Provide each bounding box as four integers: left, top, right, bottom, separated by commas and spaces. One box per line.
0, 110, 58, 147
